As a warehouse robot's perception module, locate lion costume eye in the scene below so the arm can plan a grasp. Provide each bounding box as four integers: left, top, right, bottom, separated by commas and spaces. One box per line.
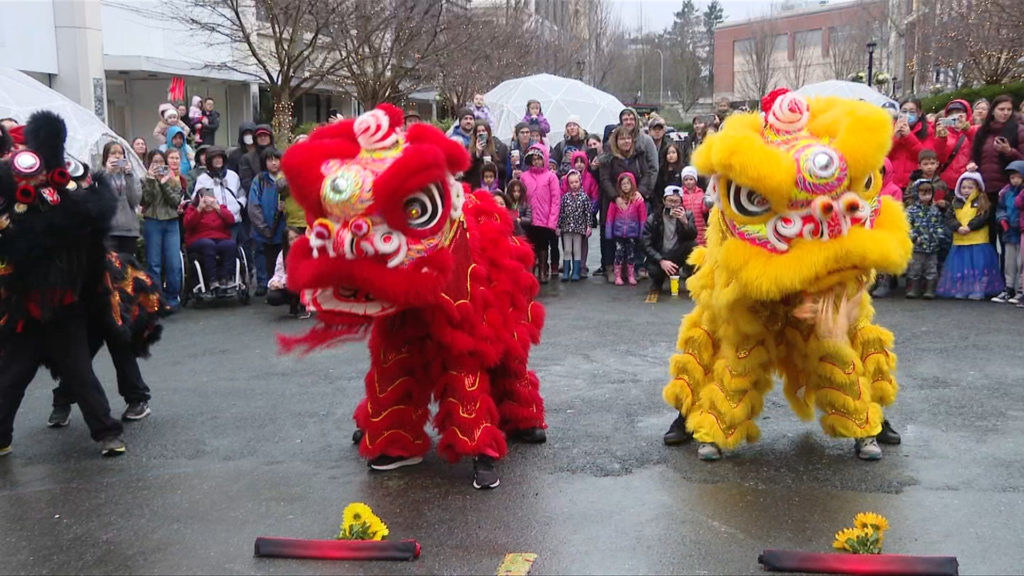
728, 180, 771, 218
863, 173, 875, 192
403, 183, 444, 230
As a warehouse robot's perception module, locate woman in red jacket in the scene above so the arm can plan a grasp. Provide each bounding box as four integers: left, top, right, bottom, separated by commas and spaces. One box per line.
184, 188, 238, 292
888, 97, 936, 189
935, 99, 978, 191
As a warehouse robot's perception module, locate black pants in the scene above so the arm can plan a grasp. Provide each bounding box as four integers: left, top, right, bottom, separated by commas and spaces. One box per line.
599, 202, 615, 268
267, 288, 302, 314
0, 306, 123, 446
52, 321, 151, 408
646, 242, 696, 292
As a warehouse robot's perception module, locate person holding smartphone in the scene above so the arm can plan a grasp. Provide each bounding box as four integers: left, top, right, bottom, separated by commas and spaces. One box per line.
101, 141, 142, 256
888, 98, 936, 189
934, 99, 978, 191
968, 95, 1024, 238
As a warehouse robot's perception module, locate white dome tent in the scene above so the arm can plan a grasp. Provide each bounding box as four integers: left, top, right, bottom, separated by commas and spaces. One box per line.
0, 67, 144, 174
484, 74, 626, 144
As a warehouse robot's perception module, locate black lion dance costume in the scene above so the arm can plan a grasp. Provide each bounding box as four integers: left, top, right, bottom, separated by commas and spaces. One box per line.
0, 112, 163, 457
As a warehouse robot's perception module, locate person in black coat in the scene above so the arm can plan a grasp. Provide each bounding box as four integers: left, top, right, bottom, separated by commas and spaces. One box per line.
226, 121, 256, 175
641, 186, 697, 297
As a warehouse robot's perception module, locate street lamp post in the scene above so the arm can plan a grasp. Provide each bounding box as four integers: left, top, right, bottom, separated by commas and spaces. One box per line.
653, 48, 664, 105
866, 40, 877, 88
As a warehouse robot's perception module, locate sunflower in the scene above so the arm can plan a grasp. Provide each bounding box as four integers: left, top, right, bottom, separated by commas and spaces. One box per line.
854, 512, 889, 533
367, 516, 390, 541
342, 502, 375, 527
833, 527, 862, 551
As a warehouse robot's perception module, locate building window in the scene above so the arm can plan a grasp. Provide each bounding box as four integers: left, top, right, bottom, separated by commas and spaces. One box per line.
774, 33, 789, 53
794, 29, 822, 57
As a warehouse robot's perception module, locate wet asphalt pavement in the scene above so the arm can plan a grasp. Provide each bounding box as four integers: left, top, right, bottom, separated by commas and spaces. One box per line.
1, 274, 1023, 575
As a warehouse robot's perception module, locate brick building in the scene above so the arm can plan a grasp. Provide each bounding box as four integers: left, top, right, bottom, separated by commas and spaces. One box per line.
713, 0, 889, 103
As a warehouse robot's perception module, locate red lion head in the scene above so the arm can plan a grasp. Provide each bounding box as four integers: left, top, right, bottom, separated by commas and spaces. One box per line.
281, 104, 472, 333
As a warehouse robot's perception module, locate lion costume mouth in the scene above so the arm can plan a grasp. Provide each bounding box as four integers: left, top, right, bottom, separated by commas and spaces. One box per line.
302, 286, 396, 317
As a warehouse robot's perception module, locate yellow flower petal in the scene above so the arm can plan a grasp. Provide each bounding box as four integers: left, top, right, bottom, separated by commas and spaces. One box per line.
854, 512, 889, 532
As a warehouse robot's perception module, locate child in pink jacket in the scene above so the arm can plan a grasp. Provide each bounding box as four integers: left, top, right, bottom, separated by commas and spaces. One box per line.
521, 143, 561, 283
605, 172, 648, 285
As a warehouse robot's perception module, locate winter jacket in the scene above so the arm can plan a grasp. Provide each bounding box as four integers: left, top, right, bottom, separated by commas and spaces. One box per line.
513, 197, 532, 226
268, 250, 287, 290
906, 202, 946, 254
972, 119, 1024, 194
140, 175, 183, 221
159, 125, 194, 174
996, 183, 1023, 245
904, 174, 949, 204
199, 109, 221, 146
522, 113, 551, 138
560, 152, 599, 207
681, 186, 709, 245
1016, 185, 1024, 230
599, 133, 648, 206
606, 187, 647, 239
195, 148, 244, 223
888, 118, 936, 188
946, 172, 989, 246
184, 202, 235, 244
641, 209, 697, 262
558, 189, 591, 235
551, 133, 588, 178
880, 158, 903, 202
519, 144, 560, 231
506, 137, 535, 181
449, 125, 472, 148
239, 124, 274, 195
935, 100, 977, 190
104, 170, 142, 238
153, 118, 190, 143
227, 121, 256, 174
465, 137, 508, 189
248, 171, 287, 245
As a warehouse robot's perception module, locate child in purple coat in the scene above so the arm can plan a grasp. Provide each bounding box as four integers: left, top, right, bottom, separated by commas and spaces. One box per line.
523, 99, 551, 141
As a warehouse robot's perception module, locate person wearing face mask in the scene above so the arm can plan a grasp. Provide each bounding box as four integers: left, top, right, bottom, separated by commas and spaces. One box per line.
152, 102, 191, 143
888, 98, 936, 189
227, 121, 257, 175
934, 100, 978, 191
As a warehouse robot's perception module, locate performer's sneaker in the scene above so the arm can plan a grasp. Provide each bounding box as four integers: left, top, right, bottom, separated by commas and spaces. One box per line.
101, 437, 127, 458
473, 456, 500, 489
509, 427, 546, 443
697, 443, 721, 461
663, 415, 693, 446
368, 455, 423, 471
122, 401, 151, 421
877, 419, 901, 445
352, 428, 365, 444
0, 445, 11, 457
855, 437, 882, 460
47, 405, 72, 428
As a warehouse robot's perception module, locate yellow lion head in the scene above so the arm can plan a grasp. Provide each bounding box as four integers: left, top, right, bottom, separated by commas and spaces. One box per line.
693, 90, 911, 300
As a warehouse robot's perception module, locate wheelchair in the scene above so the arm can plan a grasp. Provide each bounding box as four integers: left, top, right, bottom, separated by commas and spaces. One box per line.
180, 243, 251, 307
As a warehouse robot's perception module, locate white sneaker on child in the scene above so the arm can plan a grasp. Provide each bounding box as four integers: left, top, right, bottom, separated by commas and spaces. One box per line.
991, 290, 1011, 303
1009, 292, 1022, 305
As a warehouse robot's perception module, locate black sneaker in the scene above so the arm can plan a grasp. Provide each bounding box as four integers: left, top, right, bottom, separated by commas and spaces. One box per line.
368, 454, 423, 471
47, 405, 72, 428
473, 456, 500, 489
509, 427, 546, 443
352, 428, 365, 444
877, 419, 901, 445
122, 401, 151, 421
101, 437, 127, 457
663, 414, 693, 446
0, 445, 11, 457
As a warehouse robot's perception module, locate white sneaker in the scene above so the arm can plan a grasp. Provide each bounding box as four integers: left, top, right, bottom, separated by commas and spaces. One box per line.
697, 442, 722, 461
991, 290, 1011, 303
855, 437, 882, 460
1009, 292, 1022, 305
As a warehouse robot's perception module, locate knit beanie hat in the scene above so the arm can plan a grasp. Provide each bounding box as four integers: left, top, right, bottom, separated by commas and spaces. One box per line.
565, 115, 582, 129
681, 166, 698, 181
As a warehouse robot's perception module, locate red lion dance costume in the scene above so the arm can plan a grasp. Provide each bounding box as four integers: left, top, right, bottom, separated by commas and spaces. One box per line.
280, 105, 546, 489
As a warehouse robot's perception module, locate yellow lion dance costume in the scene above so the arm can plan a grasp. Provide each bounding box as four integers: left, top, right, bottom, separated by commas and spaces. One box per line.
662, 89, 912, 461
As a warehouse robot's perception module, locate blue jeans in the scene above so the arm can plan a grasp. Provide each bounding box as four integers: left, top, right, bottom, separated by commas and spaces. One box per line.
143, 218, 182, 306
252, 241, 282, 288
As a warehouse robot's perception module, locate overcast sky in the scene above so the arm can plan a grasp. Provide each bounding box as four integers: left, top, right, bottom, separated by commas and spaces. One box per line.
608, 0, 777, 32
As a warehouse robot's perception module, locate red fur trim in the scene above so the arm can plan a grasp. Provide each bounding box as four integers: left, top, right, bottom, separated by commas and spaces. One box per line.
406, 123, 471, 174
277, 312, 372, 355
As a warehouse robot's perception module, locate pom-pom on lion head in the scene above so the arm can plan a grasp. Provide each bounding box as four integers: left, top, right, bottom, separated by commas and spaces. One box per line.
281, 103, 472, 322
693, 89, 911, 299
